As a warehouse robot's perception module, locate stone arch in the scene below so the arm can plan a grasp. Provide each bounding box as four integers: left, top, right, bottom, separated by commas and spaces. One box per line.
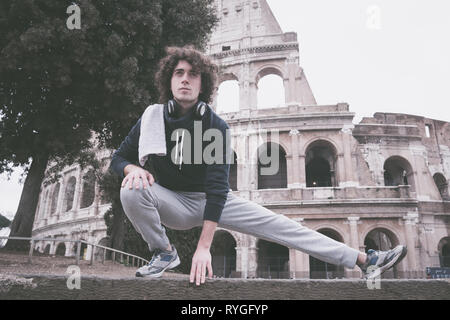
256, 238, 290, 279
229, 150, 238, 191
64, 176, 77, 212
313, 224, 348, 243
309, 228, 345, 279
257, 142, 287, 189
94, 237, 111, 261
210, 230, 237, 278
218, 72, 239, 84
44, 244, 51, 255
50, 182, 60, 216
438, 237, 450, 267
80, 169, 96, 209
255, 65, 285, 83
433, 173, 449, 200
383, 156, 416, 192
55, 242, 66, 256
305, 139, 339, 187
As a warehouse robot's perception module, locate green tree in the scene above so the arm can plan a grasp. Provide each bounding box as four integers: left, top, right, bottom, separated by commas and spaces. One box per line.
0, 213, 11, 228
0, 0, 217, 250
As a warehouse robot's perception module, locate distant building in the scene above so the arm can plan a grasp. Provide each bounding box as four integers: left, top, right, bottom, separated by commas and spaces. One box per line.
32, 0, 450, 279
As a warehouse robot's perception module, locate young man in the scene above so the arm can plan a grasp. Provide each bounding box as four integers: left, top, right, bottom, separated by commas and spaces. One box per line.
110, 46, 407, 286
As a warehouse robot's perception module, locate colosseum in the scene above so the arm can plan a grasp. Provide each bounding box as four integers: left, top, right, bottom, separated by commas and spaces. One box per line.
31, 0, 450, 279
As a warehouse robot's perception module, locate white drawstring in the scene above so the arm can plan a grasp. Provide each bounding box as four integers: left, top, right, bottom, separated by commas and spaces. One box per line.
174, 130, 185, 170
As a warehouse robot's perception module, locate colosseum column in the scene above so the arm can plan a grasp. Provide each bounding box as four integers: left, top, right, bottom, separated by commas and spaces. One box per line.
248, 131, 259, 191
236, 133, 250, 192
298, 155, 306, 188
341, 126, 357, 187
235, 246, 247, 278
347, 217, 361, 250
290, 218, 309, 278
248, 81, 258, 110
247, 236, 258, 278
346, 216, 361, 278
56, 179, 63, 221
336, 153, 346, 187
288, 129, 301, 187
403, 212, 419, 277
72, 168, 83, 216
285, 58, 298, 105
410, 148, 424, 199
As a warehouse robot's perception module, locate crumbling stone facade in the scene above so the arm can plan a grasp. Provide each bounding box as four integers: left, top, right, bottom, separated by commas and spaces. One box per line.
31, 0, 450, 279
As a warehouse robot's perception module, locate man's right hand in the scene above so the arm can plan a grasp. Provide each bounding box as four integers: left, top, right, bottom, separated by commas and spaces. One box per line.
122, 164, 155, 190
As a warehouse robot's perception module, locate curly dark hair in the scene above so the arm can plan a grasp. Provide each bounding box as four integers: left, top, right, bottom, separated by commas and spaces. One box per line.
155, 46, 218, 104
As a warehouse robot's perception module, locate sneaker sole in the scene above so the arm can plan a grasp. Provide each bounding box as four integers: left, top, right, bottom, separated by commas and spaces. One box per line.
366, 245, 407, 279
135, 255, 181, 278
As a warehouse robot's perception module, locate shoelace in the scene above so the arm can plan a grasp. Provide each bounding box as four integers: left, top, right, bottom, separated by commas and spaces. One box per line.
146, 249, 163, 267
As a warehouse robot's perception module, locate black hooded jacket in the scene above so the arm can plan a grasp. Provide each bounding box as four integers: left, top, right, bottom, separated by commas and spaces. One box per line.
110, 104, 231, 222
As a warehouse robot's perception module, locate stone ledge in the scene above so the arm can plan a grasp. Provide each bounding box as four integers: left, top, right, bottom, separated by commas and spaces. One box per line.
1, 274, 449, 300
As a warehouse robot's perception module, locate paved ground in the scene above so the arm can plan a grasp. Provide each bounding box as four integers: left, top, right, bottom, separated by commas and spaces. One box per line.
0, 250, 188, 279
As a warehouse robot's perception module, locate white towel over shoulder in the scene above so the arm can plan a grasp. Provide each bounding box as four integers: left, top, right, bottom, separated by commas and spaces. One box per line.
138, 104, 166, 166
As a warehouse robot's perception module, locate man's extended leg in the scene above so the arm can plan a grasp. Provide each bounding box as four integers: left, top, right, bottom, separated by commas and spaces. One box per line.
218, 193, 360, 269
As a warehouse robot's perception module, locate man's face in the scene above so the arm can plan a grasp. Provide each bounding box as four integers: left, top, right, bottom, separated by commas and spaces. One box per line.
171, 60, 202, 110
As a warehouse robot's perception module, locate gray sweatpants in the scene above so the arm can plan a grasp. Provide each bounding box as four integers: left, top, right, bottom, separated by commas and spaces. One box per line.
120, 182, 360, 269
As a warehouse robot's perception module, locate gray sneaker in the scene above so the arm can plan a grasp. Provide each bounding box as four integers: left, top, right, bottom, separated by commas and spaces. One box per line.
359, 245, 407, 279
136, 245, 180, 278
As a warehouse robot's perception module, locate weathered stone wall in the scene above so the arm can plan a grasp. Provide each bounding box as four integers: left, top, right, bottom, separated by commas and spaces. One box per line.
1, 274, 449, 300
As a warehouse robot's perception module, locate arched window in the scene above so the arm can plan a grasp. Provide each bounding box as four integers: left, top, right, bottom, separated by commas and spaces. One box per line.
309, 229, 345, 279
55, 242, 66, 256
305, 141, 337, 187
433, 173, 449, 200
217, 80, 240, 113
438, 237, 450, 268
257, 142, 287, 189
383, 156, 415, 192
257, 239, 290, 279
80, 170, 96, 209
65, 177, 77, 212
210, 231, 237, 278
257, 74, 285, 109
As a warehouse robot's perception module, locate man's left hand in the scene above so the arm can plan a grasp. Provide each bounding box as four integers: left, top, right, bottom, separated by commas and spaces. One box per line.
190, 246, 213, 286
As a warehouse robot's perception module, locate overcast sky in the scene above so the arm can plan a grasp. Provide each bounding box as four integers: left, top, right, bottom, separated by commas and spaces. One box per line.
1, 0, 449, 217
266, 0, 450, 122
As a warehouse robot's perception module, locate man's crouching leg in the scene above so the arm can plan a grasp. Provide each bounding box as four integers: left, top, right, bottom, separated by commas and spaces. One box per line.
120, 182, 171, 252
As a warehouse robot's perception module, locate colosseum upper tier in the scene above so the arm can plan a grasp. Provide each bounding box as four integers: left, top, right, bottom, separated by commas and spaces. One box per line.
31, 0, 450, 279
